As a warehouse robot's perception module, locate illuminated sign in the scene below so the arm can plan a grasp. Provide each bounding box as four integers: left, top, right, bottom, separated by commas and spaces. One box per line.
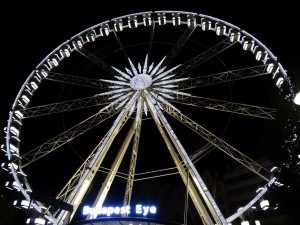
83, 204, 157, 217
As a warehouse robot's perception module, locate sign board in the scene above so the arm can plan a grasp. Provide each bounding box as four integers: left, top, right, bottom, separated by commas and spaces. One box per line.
83, 204, 157, 217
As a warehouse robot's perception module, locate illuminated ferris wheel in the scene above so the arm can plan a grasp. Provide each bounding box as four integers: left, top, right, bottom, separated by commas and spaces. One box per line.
2, 10, 298, 225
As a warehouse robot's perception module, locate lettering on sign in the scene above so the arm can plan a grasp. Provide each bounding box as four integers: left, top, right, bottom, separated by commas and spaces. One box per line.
82, 204, 157, 217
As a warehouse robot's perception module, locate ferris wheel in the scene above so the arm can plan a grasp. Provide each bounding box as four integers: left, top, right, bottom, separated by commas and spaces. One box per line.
2, 10, 298, 225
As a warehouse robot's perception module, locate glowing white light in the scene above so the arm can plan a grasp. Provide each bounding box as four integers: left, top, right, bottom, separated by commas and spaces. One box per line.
256, 187, 264, 193
21, 95, 30, 104
10, 126, 20, 136
260, 199, 269, 210
15, 110, 24, 119
21, 200, 30, 209
276, 77, 284, 87
135, 204, 157, 216
241, 221, 250, 225
34, 218, 46, 225
1, 162, 9, 171
294, 92, 300, 105
99, 54, 189, 117
130, 74, 152, 90
10, 162, 18, 170
73, 180, 90, 205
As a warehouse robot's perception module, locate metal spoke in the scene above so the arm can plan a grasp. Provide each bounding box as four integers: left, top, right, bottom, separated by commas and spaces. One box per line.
178, 64, 272, 90
20, 96, 131, 167
45, 71, 110, 90
174, 37, 235, 77
21, 94, 115, 118
77, 47, 121, 76
162, 103, 273, 181
161, 26, 197, 68
170, 93, 277, 119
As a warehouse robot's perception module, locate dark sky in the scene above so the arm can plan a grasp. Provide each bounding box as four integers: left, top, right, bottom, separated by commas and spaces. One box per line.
1, 1, 299, 224
1, 1, 299, 130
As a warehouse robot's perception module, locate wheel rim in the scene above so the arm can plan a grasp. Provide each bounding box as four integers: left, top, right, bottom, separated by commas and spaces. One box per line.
3, 10, 298, 225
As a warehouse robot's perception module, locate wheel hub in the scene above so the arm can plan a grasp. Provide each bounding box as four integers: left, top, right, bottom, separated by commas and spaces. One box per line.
130, 74, 152, 90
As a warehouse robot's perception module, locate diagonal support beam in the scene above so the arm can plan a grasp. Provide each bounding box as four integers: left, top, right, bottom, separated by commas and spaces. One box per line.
87, 120, 136, 219
162, 104, 273, 181
145, 95, 215, 225
145, 90, 228, 225
123, 96, 144, 215
54, 91, 140, 225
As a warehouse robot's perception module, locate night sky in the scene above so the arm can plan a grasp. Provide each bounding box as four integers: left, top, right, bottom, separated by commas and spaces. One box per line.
1, 2, 299, 124
1, 1, 299, 225
1, 3, 299, 127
